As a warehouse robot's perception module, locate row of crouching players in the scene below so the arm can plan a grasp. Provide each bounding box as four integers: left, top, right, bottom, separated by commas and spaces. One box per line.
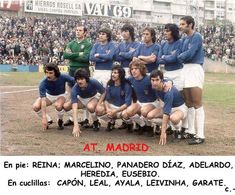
33, 59, 192, 145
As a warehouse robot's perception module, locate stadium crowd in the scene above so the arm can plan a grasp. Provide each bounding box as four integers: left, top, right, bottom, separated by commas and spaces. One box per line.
201, 25, 235, 62
0, 15, 234, 66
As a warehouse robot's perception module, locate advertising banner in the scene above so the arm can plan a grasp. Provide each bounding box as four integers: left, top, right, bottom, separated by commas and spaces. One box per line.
24, 0, 82, 16
0, 0, 21, 11
83, 2, 132, 18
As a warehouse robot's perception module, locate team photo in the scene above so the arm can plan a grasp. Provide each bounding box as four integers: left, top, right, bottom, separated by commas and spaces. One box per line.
1, 0, 235, 155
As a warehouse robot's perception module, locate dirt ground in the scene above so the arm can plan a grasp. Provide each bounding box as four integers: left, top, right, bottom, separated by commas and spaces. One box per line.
1, 84, 235, 156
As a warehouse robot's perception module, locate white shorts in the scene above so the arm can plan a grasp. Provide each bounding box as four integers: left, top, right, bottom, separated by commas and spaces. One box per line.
137, 100, 161, 108
93, 69, 111, 87
46, 93, 66, 104
171, 103, 188, 119
164, 69, 184, 91
109, 104, 123, 118
98, 104, 122, 122
182, 64, 204, 89
78, 94, 100, 107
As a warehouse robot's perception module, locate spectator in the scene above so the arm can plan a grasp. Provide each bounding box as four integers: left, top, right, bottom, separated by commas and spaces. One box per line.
0, 15, 234, 66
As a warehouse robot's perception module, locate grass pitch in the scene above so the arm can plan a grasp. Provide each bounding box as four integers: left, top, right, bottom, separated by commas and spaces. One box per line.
1, 72, 235, 106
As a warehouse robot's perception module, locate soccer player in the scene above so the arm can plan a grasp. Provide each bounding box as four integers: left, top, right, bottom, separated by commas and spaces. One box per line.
63, 25, 92, 127
63, 25, 92, 76
157, 23, 187, 135
157, 23, 183, 91
115, 24, 140, 73
89, 27, 116, 87
95, 64, 133, 131
32, 63, 74, 130
63, 69, 105, 137
178, 16, 205, 144
149, 70, 188, 145
133, 27, 160, 73
122, 59, 159, 136
114, 24, 140, 129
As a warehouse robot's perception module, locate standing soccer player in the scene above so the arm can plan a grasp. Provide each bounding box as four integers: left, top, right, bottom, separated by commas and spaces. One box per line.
157, 23, 187, 135
63, 25, 92, 76
133, 27, 160, 73
115, 24, 140, 73
33, 63, 74, 130
90, 27, 116, 87
157, 23, 183, 91
63, 25, 92, 127
114, 24, 140, 129
178, 16, 205, 144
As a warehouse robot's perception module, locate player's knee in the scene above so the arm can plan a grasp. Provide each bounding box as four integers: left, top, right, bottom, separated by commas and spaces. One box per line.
185, 100, 193, 107
63, 107, 69, 112
170, 115, 179, 125
63, 106, 70, 112
55, 102, 63, 111
32, 104, 40, 112
63, 102, 71, 111
193, 100, 202, 109
126, 109, 134, 117
96, 111, 102, 116
122, 113, 128, 120
141, 110, 148, 118
146, 112, 154, 120
95, 106, 102, 116
194, 103, 202, 109
87, 104, 95, 113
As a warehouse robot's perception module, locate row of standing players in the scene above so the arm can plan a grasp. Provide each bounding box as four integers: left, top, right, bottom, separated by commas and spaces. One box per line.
33, 15, 205, 145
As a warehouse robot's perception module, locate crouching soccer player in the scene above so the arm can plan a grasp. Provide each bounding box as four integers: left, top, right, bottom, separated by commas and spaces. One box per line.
32, 63, 74, 130
122, 59, 159, 136
63, 69, 105, 137
95, 64, 133, 131
149, 70, 188, 145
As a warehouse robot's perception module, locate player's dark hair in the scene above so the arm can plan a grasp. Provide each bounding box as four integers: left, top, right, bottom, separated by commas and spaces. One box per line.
150, 69, 164, 81
44, 62, 60, 77
107, 62, 137, 103
107, 63, 126, 86
180, 16, 195, 29
143, 27, 156, 43
74, 68, 90, 82
164, 23, 180, 41
121, 24, 135, 41
99, 28, 112, 42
